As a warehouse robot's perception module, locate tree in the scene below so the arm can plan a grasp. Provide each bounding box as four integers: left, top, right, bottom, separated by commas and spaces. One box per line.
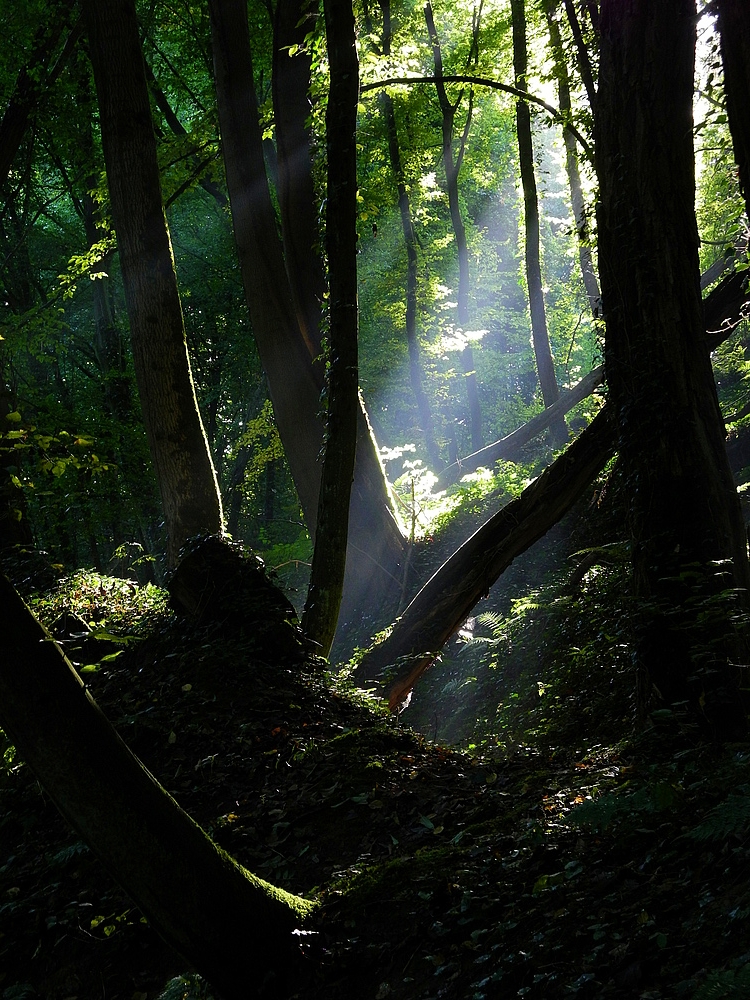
83, 0, 223, 566
597, 0, 750, 729
512, 0, 568, 447
302, 0, 360, 656
716, 0, 750, 215
0, 572, 313, 1000
424, 1, 483, 451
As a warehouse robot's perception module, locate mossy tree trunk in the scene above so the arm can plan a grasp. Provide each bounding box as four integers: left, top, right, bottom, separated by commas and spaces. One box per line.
0, 573, 314, 999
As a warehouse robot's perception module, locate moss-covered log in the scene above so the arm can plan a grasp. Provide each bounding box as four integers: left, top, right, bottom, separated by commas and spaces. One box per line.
0, 573, 314, 999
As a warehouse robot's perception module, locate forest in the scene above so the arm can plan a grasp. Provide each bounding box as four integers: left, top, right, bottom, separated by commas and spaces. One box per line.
3, 0, 750, 997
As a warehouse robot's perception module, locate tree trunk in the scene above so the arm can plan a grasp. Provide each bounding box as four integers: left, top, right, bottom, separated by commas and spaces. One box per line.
598, 0, 750, 732
358, 408, 615, 706
424, 2, 482, 451
716, 0, 750, 215
545, 2, 601, 316
436, 364, 604, 487
354, 263, 750, 704
512, 0, 568, 448
209, 0, 407, 635
0, 574, 313, 999
208, 0, 326, 534
377, 0, 441, 470
302, 0, 360, 657
84, 0, 223, 567
273, 0, 327, 360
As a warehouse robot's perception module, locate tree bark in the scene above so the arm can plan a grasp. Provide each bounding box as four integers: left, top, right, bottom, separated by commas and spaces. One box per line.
302, 0, 360, 657
436, 364, 604, 487
512, 0, 568, 448
424, 2, 483, 451
598, 0, 750, 731
84, 0, 223, 567
0, 574, 314, 999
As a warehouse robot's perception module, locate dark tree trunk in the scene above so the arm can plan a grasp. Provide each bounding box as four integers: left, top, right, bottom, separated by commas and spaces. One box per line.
424, 2, 482, 451
0, 574, 313, 1000
563, 0, 597, 110
377, 0, 441, 470
301, 0, 360, 657
717, 0, 750, 215
512, 0, 568, 448
84, 0, 223, 567
209, 0, 407, 634
598, 0, 750, 732
208, 0, 326, 534
273, 0, 327, 360
437, 364, 604, 487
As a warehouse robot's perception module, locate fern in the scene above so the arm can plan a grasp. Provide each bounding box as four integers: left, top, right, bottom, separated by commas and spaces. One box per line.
691, 963, 750, 999
685, 787, 750, 843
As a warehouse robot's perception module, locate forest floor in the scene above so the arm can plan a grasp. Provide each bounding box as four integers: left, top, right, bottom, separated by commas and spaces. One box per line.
2, 564, 750, 1000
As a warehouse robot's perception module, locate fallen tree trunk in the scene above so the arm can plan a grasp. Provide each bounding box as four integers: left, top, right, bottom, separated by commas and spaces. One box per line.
0, 574, 314, 999
359, 262, 749, 708
436, 364, 604, 488
358, 407, 615, 708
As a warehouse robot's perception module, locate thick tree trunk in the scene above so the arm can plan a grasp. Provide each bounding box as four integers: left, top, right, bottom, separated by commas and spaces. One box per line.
512, 0, 568, 448
377, 0, 441, 470
208, 0, 326, 534
0, 574, 313, 999
424, 2, 482, 451
84, 0, 223, 567
717, 0, 750, 215
358, 408, 615, 706
302, 0, 360, 657
598, 0, 750, 732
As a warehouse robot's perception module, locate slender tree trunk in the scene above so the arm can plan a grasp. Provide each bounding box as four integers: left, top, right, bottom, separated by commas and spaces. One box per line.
512, 0, 568, 447
301, 0, 360, 657
424, 2, 482, 451
376, 0, 441, 470
563, 0, 597, 111
436, 364, 604, 487
716, 0, 750, 216
545, 2, 601, 316
84, 0, 223, 567
598, 0, 750, 732
0, 574, 313, 1000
